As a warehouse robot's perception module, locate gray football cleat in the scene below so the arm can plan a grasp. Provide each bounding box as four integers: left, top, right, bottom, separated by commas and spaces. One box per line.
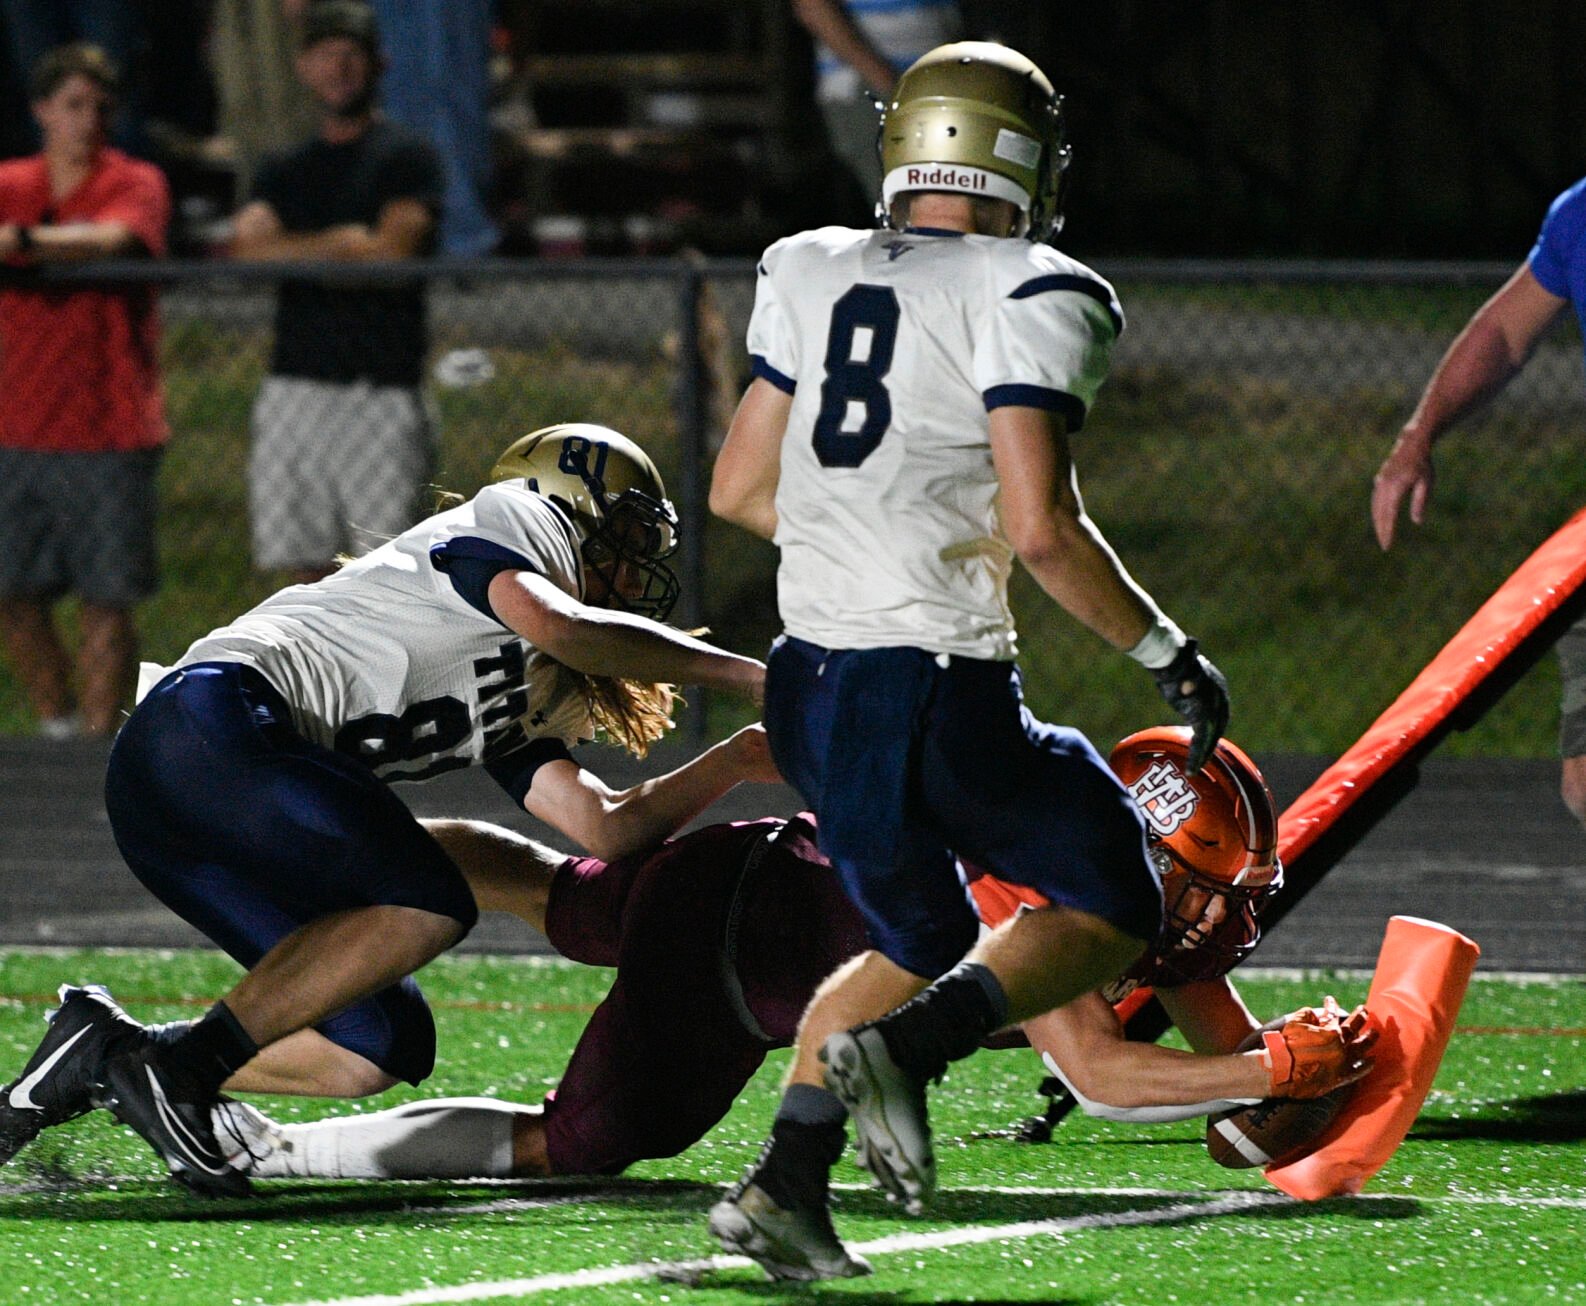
821, 1025, 936, 1213
0, 984, 144, 1165
708, 1181, 872, 1282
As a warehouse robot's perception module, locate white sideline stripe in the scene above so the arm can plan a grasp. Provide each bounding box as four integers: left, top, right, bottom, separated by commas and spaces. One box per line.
274, 1191, 1287, 1306
271, 1186, 1586, 1306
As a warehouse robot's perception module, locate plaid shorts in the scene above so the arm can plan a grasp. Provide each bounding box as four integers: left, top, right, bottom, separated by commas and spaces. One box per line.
248, 375, 435, 570
0, 445, 162, 605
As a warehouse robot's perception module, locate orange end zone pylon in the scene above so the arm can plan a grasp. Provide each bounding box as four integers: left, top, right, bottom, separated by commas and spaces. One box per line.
1101, 507, 1586, 1104
1264, 914, 1480, 1199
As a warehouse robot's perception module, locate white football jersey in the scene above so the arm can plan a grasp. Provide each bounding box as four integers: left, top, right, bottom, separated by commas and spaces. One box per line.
173, 482, 595, 781
748, 225, 1123, 659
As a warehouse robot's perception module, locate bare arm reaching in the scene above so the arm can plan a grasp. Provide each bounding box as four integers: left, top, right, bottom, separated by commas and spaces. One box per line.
522, 725, 781, 861
990, 405, 1229, 769
486, 567, 765, 704
1373, 263, 1567, 549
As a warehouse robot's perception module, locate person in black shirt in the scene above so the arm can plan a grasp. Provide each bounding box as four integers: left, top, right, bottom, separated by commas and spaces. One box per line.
228, 0, 443, 584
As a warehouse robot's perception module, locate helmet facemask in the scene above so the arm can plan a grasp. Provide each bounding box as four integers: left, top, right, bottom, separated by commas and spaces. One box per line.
1142, 844, 1282, 986
489, 422, 682, 623
577, 489, 680, 622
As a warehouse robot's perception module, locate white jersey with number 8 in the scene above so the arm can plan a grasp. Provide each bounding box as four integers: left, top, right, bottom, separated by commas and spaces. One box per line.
748, 225, 1122, 660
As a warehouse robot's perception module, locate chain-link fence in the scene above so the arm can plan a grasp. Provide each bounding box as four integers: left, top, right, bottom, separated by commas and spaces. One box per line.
3, 257, 1583, 757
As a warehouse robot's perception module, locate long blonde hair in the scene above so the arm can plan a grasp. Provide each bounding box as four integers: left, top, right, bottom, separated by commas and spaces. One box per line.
577, 674, 678, 758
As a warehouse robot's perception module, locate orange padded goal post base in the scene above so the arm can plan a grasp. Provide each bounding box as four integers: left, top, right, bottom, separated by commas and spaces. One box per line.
1263, 914, 1480, 1200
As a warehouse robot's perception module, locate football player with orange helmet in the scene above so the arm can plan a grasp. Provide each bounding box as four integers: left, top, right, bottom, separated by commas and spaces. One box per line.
970, 727, 1375, 1124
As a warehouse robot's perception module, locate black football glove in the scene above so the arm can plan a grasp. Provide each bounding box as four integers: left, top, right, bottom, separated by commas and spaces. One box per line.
1151, 638, 1229, 773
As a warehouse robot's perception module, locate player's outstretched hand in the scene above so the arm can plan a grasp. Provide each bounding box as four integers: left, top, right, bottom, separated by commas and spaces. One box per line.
1262, 996, 1379, 1100
1151, 639, 1229, 772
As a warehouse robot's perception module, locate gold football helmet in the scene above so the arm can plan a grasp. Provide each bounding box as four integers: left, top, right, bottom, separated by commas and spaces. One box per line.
1110, 727, 1283, 985
491, 423, 680, 621
879, 40, 1071, 240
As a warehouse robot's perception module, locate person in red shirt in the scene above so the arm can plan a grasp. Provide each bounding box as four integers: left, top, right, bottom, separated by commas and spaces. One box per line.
0, 43, 171, 738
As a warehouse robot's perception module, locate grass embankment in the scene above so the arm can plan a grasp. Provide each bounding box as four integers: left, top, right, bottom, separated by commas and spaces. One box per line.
5, 306, 1584, 757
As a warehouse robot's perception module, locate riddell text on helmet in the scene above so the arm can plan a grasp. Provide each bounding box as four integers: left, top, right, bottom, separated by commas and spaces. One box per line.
906, 166, 990, 191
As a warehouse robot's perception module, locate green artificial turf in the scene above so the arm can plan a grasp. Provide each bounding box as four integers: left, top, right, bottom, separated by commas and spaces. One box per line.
1, 949, 1582, 1305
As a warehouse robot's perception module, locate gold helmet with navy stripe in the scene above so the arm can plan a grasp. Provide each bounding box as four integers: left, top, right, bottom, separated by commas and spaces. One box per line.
879, 41, 1070, 241
491, 423, 680, 621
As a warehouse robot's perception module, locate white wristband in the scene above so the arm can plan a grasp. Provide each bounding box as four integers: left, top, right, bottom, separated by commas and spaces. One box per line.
1126, 612, 1187, 670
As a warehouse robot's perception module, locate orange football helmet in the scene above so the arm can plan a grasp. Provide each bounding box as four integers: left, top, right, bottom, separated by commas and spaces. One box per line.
1110, 726, 1282, 986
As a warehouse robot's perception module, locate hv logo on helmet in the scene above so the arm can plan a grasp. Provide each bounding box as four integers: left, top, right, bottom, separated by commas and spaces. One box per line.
1129, 761, 1199, 836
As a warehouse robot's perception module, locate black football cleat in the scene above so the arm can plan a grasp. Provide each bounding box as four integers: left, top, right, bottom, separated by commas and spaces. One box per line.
0, 983, 145, 1166
95, 1045, 252, 1198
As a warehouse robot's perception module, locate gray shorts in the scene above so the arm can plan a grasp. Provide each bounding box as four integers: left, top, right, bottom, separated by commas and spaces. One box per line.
248, 375, 435, 570
1558, 612, 1586, 757
0, 445, 162, 605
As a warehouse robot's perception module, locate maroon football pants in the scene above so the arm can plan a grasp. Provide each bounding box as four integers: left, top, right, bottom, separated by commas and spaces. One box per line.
539, 815, 868, 1174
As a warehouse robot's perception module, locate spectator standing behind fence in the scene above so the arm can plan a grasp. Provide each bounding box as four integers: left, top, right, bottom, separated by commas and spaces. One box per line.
0, 0, 147, 156
206, 0, 315, 200
791, 0, 960, 218
1372, 176, 1586, 833
0, 44, 170, 740
228, 0, 443, 585
367, 0, 499, 257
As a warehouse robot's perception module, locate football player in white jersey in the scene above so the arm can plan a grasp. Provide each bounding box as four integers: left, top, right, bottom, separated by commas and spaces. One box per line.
707, 44, 1233, 1278
0, 423, 770, 1198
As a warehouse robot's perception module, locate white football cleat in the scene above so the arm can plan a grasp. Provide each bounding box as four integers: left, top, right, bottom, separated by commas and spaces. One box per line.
211, 1099, 290, 1176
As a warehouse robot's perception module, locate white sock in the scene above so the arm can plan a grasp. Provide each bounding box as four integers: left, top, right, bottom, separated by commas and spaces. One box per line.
247, 1097, 530, 1180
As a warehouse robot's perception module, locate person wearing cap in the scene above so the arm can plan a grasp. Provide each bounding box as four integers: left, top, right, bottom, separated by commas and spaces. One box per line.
707, 41, 1231, 1280
227, 0, 445, 585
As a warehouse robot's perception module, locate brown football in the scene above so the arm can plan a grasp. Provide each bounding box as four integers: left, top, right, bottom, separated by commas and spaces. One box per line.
1204, 1022, 1358, 1170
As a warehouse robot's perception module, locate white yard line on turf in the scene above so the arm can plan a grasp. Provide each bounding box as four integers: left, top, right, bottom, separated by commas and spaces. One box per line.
271, 1186, 1586, 1306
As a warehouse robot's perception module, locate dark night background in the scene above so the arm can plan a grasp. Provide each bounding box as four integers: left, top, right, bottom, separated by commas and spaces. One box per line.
1, 1, 1583, 258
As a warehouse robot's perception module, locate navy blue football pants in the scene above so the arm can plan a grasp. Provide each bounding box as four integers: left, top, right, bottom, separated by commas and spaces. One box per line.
763, 635, 1161, 979
104, 662, 478, 1085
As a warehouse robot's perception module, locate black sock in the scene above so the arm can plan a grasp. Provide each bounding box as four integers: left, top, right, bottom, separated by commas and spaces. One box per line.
145, 1019, 194, 1048
753, 1085, 846, 1211
163, 1002, 259, 1099
874, 962, 1010, 1082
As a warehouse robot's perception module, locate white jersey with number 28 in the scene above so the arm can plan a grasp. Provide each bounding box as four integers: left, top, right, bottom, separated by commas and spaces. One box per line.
748, 225, 1123, 660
